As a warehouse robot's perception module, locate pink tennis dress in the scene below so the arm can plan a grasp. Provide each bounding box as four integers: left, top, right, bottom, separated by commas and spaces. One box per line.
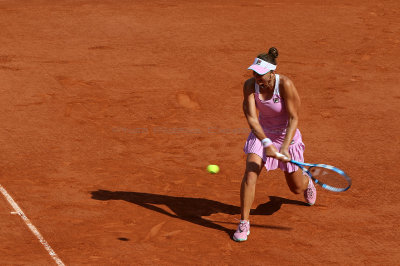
243, 74, 305, 173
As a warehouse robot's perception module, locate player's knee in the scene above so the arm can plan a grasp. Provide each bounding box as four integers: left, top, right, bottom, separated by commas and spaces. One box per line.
245, 161, 261, 174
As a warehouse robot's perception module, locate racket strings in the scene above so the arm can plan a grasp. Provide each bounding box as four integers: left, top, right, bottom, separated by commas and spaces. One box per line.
309, 167, 349, 189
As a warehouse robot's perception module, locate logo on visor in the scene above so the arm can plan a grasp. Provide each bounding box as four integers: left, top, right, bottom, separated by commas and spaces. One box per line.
256, 59, 262, 65
273, 97, 280, 103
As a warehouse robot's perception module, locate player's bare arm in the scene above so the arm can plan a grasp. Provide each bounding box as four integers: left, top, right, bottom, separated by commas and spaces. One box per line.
279, 75, 301, 157
242, 78, 266, 140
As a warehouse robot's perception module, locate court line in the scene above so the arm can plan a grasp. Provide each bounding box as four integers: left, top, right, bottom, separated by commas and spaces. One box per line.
0, 184, 65, 266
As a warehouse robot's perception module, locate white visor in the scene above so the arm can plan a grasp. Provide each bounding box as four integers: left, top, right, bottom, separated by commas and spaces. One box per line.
248, 58, 277, 75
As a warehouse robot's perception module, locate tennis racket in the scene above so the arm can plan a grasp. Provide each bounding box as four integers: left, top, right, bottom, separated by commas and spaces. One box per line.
276, 153, 352, 192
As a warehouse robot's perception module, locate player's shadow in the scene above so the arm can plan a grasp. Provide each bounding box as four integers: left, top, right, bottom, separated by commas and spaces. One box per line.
91, 190, 308, 236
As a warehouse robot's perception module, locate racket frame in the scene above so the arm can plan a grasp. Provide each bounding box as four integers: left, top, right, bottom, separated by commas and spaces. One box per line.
290, 160, 352, 192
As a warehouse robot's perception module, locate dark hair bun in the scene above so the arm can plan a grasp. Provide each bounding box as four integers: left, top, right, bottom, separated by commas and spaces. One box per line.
268, 47, 279, 59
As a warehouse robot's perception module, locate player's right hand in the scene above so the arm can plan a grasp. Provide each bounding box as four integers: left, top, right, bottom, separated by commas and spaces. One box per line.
265, 145, 290, 162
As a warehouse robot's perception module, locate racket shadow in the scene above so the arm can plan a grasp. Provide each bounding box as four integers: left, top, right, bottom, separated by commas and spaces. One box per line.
90, 190, 306, 236
251, 196, 309, 215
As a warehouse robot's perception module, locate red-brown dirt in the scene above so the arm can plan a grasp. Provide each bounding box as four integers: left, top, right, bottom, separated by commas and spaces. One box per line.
0, 0, 399, 265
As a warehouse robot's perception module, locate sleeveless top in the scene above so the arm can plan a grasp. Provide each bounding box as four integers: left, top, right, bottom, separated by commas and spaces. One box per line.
244, 74, 304, 172
254, 74, 289, 136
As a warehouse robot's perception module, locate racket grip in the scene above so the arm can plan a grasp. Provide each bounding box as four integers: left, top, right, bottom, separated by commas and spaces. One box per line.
275, 152, 289, 161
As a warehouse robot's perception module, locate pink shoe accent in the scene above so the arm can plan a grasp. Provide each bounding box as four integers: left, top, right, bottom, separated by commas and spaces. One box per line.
304, 177, 317, 205
233, 220, 250, 242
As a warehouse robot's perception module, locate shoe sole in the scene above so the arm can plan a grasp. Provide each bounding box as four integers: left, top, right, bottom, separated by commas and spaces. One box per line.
232, 231, 250, 242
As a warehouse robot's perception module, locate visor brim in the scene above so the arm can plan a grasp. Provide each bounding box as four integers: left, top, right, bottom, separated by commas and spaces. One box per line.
248, 65, 271, 75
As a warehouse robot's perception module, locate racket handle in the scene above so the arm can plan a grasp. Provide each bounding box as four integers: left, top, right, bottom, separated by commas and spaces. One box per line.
275, 152, 289, 161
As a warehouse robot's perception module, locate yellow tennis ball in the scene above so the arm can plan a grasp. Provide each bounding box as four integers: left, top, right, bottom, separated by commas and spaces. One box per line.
207, 165, 219, 174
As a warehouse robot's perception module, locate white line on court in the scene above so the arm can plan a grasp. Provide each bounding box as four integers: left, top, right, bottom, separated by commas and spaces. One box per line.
0, 184, 65, 266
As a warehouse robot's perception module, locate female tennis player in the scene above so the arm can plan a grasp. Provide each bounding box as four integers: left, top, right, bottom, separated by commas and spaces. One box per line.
233, 47, 317, 242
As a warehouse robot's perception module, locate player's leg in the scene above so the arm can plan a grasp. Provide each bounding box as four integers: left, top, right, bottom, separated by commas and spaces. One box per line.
233, 153, 263, 242
284, 169, 308, 194
284, 169, 316, 205
240, 153, 264, 220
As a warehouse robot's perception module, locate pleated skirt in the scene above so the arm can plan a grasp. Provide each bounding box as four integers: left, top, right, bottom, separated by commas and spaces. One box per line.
243, 129, 305, 173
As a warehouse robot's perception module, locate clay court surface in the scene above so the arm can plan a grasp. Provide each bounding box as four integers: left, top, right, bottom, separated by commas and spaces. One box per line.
0, 0, 399, 264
